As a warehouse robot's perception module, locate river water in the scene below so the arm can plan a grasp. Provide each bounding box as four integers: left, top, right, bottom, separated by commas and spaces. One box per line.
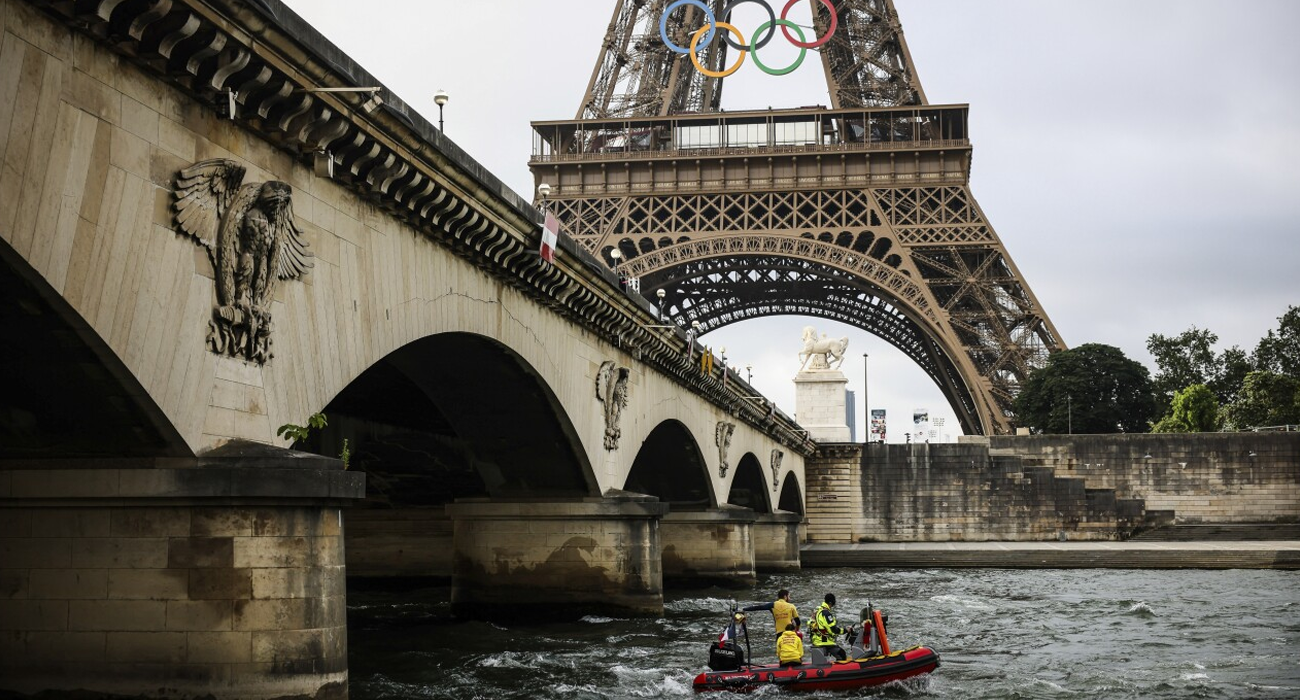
348, 568, 1299, 699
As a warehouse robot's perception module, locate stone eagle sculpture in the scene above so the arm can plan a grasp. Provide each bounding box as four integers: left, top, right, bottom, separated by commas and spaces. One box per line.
173, 159, 313, 364
595, 361, 630, 450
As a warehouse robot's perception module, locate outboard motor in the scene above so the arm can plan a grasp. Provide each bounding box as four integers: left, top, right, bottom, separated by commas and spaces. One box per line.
707, 640, 745, 671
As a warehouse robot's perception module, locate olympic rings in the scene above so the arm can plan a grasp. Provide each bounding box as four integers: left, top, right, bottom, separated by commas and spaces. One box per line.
660, 0, 838, 76
750, 19, 806, 76
690, 22, 747, 79
660, 0, 716, 55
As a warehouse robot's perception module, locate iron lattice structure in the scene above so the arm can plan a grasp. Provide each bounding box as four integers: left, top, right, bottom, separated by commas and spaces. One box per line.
538, 0, 1064, 435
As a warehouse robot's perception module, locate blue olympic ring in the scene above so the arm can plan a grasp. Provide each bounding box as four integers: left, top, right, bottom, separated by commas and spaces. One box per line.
660, 0, 717, 55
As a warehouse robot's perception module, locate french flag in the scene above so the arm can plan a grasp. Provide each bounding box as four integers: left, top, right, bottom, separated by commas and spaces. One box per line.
540, 212, 560, 263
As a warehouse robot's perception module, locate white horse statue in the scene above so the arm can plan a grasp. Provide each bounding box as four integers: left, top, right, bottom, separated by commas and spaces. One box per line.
799, 326, 849, 370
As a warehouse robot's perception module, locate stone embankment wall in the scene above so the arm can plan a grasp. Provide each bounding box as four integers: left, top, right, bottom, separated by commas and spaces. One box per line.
803, 433, 1299, 543
988, 433, 1300, 524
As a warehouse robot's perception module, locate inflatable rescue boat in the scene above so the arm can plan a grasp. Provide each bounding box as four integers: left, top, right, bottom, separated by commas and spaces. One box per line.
693, 603, 939, 693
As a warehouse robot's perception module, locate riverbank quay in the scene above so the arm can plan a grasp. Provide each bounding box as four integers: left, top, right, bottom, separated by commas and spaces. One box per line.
802, 541, 1300, 569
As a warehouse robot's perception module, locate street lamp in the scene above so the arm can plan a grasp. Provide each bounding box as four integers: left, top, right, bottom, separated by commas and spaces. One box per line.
609, 248, 622, 268
536, 182, 551, 211
1067, 394, 1072, 435
656, 288, 666, 316
745, 364, 752, 383
434, 89, 449, 132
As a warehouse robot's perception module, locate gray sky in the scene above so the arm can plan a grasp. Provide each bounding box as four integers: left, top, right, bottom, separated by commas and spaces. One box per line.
280, 0, 1300, 440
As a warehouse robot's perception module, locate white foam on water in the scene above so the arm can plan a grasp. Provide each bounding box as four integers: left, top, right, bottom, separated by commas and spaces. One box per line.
929, 594, 995, 611
580, 615, 618, 624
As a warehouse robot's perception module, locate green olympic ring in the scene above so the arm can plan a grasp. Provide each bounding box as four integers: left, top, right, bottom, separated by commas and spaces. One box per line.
749, 19, 806, 76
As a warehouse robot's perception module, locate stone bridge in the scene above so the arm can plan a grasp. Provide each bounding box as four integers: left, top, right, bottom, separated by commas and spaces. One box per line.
0, 0, 814, 697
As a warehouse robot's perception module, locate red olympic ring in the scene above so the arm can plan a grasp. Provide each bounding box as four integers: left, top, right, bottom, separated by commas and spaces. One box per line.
780, 0, 837, 50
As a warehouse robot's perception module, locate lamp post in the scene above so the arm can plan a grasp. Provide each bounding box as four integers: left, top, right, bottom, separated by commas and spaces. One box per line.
745, 364, 752, 383
1067, 394, 1072, 435
434, 89, 449, 132
656, 288, 666, 317
536, 182, 551, 210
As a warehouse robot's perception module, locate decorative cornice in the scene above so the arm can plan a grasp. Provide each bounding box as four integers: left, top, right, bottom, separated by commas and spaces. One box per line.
30, 0, 816, 456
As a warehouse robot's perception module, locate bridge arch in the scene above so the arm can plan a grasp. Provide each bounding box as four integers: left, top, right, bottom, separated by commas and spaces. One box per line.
618, 234, 990, 435
726, 452, 772, 514
0, 239, 189, 458
778, 473, 804, 516
302, 331, 596, 502
623, 419, 713, 509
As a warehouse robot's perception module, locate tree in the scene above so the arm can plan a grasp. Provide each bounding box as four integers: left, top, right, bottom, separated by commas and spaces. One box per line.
1146, 327, 1220, 406
1254, 306, 1300, 379
1221, 371, 1300, 429
1014, 343, 1157, 434
1151, 384, 1220, 433
1215, 346, 1252, 406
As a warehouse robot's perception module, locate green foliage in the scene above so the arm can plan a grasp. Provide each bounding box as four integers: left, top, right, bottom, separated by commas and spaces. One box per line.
1147, 327, 1219, 405
1151, 384, 1219, 433
1221, 371, 1300, 429
1014, 343, 1157, 434
339, 438, 351, 470
276, 412, 328, 444
1254, 306, 1300, 379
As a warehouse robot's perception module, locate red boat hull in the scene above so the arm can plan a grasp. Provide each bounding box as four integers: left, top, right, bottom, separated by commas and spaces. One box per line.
692, 646, 940, 693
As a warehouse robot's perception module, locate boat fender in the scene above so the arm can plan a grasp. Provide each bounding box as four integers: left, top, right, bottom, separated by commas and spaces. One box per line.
872, 609, 890, 656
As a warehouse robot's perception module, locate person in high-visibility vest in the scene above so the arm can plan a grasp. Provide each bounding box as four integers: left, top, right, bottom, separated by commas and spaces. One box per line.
743, 588, 800, 638
810, 592, 848, 661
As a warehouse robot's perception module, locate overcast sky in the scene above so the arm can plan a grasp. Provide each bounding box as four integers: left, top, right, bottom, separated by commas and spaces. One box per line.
279, 0, 1300, 440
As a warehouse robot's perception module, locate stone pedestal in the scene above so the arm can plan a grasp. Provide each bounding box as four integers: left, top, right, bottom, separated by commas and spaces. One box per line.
794, 370, 852, 442
0, 448, 365, 700
345, 506, 452, 579
660, 506, 757, 588
446, 494, 668, 619
753, 511, 803, 572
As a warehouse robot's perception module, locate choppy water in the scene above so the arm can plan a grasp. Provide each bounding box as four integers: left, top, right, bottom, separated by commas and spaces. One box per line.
348, 569, 1300, 699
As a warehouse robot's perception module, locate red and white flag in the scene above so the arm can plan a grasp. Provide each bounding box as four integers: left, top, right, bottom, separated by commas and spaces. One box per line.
540, 212, 559, 263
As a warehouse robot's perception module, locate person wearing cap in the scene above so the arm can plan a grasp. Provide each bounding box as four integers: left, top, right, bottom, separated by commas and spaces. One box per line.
810, 592, 848, 661
742, 588, 800, 638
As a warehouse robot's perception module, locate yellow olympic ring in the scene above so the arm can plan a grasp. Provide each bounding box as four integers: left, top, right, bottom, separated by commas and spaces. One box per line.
689, 22, 746, 79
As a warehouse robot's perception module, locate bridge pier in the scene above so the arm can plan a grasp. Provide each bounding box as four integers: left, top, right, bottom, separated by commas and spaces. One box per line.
660, 506, 758, 587
0, 447, 363, 700
753, 511, 804, 573
446, 494, 668, 619
344, 507, 453, 579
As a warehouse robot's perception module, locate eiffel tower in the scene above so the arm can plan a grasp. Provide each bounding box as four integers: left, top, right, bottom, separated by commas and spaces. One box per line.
529, 0, 1065, 435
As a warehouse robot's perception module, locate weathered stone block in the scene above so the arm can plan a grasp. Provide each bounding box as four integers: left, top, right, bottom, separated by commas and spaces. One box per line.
107, 568, 189, 601
104, 630, 186, 663
71, 537, 167, 568
29, 568, 108, 599
0, 600, 68, 630
22, 630, 105, 662
110, 507, 192, 537
187, 568, 253, 600
167, 536, 234, 568
186, 630, 252, 664
0, 537, 71, 567
164, 600, 233, 632
68, 599, 166, 631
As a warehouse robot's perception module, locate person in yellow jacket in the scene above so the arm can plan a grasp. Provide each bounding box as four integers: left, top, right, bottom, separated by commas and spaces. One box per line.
742, 589, 800, 638
810, 592, 848, 661
777, 622, 804, 666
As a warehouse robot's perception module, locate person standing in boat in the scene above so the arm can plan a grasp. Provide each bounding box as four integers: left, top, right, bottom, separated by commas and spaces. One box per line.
777, 622, 804, 667
811, 593, 849, 661
742, 589, 800, 638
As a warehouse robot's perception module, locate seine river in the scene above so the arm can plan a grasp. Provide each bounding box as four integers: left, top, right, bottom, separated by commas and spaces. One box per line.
348, 568, 1299, 699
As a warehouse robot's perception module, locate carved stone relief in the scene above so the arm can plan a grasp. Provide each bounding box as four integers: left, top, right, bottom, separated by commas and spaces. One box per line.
770, 449, 784, 492
595, 361, 630, 450
715, 421, 736, 478
172, 159, 313, 364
